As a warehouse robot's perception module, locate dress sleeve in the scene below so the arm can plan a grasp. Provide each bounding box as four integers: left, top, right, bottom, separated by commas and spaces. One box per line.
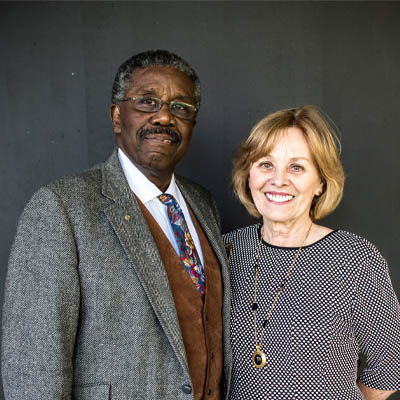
1, 186, 80, 399
353, 243, 400, 390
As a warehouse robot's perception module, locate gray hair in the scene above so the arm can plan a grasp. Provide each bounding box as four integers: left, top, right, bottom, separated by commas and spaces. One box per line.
111, 49, 201, 109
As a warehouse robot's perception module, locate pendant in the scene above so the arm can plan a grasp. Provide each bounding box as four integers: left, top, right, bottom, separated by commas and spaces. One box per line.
251, 345, 266, 368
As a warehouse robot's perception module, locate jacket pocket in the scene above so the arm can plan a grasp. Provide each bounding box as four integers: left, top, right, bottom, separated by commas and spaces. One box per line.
72, 383, 110, 400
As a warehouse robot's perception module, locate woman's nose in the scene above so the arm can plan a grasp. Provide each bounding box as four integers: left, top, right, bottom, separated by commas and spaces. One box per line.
270, 167, 288, 187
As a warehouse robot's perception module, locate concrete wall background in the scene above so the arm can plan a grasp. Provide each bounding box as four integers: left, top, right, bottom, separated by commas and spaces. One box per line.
1, 2, 399, 398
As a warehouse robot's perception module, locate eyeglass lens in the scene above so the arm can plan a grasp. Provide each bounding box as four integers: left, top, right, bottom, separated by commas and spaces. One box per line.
134, 96, 196, 120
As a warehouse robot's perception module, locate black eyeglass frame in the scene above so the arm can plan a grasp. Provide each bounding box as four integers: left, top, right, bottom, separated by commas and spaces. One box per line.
120, 95, 198, 120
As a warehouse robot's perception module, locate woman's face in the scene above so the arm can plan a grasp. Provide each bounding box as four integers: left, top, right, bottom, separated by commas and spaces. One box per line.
248, 127, 323, 227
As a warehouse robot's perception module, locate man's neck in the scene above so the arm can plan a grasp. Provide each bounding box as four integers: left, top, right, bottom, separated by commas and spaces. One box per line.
141, 169, 173, 192
117, 148, 174, 195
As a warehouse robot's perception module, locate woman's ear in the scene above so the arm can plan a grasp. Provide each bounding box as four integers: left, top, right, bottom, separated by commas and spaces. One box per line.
315, 180, 324, 197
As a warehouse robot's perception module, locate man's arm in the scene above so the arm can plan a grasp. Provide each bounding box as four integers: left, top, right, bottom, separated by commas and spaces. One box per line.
358, 380, 396, 400
1, 187, 80, 400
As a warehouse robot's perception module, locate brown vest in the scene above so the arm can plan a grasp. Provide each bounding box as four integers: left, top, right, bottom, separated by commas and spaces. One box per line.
137, 198, 223, 400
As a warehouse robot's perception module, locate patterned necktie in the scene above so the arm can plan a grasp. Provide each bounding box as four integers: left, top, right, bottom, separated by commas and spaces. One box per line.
158, 193, 205, 296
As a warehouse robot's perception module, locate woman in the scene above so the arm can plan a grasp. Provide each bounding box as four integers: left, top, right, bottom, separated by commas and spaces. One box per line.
224, 105, 400, 399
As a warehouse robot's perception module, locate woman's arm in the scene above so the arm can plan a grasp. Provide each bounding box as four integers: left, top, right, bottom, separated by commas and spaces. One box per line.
352, 240, 400, 396
357, 380, 396, 400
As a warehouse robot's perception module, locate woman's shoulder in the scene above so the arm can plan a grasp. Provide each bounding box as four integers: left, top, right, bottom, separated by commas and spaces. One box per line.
320, 229, 387, 269
222, 223, 261, 245
306, 229, 389, 283
330, 229, 380, 253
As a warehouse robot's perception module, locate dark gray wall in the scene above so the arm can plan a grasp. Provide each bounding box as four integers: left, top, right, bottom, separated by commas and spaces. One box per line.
1, 1, 399, 398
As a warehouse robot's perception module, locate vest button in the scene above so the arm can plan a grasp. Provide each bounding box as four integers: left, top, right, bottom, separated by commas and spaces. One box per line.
208, 388, 212, 395
210, 352, 214, 359
182, 384, 192, 394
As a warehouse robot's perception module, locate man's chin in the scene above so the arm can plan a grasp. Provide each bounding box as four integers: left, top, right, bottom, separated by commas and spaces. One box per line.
143, 153, 180, 172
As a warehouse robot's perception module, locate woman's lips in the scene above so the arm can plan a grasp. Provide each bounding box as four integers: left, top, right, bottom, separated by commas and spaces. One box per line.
265, 192, 294, 203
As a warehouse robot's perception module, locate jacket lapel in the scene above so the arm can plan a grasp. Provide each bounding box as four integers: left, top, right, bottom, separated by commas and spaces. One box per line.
176, 178, 227, 269
100, 151, 188, 373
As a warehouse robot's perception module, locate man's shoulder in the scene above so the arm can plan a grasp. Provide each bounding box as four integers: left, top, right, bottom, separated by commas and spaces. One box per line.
175, 175, 212, 201
176, 175, 222, 231
23, 158, 110, 217
45, 161, 104, 197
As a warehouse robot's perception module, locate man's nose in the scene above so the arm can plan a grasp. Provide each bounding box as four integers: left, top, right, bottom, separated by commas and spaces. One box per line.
149, 103, 176, 126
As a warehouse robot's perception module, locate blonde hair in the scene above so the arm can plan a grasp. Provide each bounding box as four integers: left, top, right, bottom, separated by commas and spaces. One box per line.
233, 105, 345, 220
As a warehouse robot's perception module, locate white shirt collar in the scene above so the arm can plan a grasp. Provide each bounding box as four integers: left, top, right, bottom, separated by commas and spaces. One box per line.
118, 148, 180, 203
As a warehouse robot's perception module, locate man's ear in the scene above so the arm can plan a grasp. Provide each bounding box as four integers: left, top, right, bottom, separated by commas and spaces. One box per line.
110, 105, 121, 133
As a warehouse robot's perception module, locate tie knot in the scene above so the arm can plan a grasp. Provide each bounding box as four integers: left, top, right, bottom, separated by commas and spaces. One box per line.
158, 193, 176, 205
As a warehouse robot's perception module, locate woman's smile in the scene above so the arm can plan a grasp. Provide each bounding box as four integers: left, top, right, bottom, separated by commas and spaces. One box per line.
265, 191, 295, 203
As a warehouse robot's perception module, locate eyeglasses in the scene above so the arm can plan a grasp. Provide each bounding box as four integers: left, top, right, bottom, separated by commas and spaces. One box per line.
120, 95, 197, 120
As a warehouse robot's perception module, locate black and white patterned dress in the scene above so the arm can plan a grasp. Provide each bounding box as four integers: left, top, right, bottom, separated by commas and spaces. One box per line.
223, 223, 400, 399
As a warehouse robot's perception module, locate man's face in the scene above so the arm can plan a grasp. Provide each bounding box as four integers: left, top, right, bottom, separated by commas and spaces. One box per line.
111, 66, 196, 189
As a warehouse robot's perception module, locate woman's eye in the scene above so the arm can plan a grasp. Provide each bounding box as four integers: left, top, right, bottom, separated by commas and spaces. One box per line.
260, 162, 272, 169
290, 164, 304, 171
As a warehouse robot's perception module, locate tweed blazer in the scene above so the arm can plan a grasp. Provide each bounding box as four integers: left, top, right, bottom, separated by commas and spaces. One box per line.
2, 150, 232, 400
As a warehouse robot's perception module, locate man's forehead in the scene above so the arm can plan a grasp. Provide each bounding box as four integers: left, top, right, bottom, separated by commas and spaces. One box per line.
128, 65, 194, 93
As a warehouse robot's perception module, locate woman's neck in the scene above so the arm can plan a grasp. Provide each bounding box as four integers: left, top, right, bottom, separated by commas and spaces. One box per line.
262, 218, 313, 247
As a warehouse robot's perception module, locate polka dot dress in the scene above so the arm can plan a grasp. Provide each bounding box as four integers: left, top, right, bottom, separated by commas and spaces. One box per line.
223, 223, 400, 399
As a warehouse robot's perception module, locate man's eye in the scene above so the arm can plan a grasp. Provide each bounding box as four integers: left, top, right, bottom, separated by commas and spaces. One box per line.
171, 102, 190, 111
139, 97, 158, 106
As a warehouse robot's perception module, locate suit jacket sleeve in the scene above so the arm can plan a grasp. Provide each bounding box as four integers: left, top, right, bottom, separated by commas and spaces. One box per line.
2, 186, 80, 399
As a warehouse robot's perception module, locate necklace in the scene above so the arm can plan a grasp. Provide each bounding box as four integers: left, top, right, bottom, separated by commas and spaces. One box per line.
251, 223, 313, 369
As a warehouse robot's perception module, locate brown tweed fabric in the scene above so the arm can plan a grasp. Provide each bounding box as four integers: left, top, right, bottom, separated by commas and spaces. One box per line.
137, 198, 223, 400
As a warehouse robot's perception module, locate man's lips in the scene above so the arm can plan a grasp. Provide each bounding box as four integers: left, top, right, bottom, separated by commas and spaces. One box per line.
143, 134, 175, 144
265, 192, 294, 203
138, 127, 181, 144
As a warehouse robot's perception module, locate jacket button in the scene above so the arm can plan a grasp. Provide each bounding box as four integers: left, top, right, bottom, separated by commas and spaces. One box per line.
182, 384, 192, 394
208, 388, 212, 395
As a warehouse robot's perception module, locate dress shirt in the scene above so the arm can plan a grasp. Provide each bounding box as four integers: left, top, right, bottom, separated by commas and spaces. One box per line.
118, 148, 204, 265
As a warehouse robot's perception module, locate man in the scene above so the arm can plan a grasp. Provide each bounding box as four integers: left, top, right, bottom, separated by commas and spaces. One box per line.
2, 50, 232, 399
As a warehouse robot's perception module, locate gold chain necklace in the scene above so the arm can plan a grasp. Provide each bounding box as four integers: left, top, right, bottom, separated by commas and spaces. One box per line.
251, 222, 313, 369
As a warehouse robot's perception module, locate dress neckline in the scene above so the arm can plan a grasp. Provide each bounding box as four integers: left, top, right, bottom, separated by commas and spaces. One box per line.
257, 224, 339, 250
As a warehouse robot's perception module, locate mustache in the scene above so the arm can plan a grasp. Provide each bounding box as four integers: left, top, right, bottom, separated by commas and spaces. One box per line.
137, 127, 181, 143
